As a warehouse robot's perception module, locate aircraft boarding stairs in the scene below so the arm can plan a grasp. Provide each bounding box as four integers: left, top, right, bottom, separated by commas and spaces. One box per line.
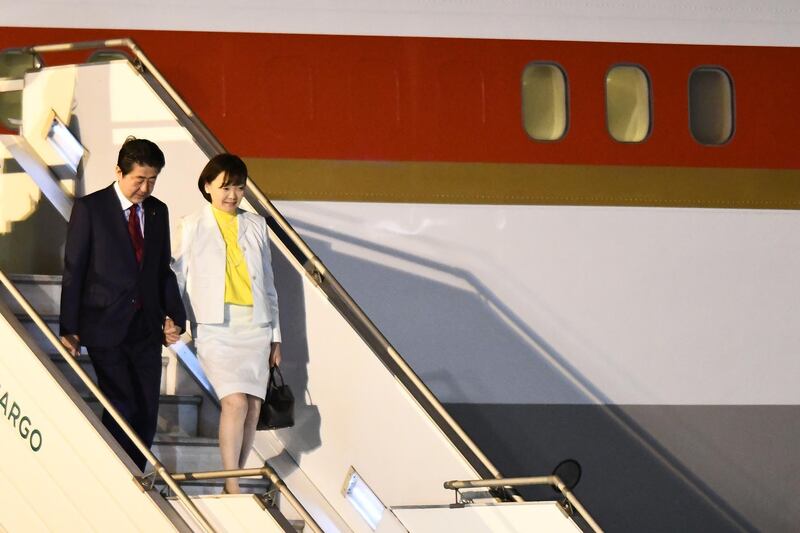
0, 39, 602, 532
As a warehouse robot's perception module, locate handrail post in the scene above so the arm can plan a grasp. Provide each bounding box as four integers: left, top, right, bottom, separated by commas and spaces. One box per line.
443, 475, 603, 533
171, 466, 324, 533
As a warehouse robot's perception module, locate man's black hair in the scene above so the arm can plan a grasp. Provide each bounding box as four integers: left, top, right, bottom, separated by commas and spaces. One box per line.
117, 136, 165, 174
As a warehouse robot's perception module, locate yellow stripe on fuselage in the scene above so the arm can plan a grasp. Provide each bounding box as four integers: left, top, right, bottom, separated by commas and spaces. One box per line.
246, 158, 800, 209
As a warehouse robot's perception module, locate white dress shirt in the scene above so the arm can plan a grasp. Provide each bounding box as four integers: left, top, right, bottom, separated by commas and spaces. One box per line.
114, 181, 144, 236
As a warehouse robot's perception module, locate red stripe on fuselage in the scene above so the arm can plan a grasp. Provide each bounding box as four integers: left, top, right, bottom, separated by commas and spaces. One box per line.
1, 27, 798, 169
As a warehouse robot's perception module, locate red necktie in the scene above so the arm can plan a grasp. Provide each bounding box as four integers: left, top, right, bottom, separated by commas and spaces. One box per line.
127, 205, 144, 264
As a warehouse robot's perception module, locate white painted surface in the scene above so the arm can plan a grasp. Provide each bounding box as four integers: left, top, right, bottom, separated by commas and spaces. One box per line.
254, 429, 351, 533
0, 141, 42, 234
385, 502, 581, 533
22, 61, 211, 225
3, 22, 796, 533
18, 65, 79, 188
276, 201, 800, 406
170, 495, 284, 532
0, 135, 72, 221
0, 79, 24, 92
23, 61, 496, 531
288, 265, 481, 506
254, 235, 488, 532
0, 311, 183, 531
3, 0, 800, 45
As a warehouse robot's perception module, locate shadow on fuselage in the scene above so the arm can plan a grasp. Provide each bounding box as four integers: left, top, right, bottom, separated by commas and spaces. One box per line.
272, 219, 762, 533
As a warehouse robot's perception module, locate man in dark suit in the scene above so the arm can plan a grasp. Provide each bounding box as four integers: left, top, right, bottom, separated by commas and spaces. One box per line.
59, 137, 185, 471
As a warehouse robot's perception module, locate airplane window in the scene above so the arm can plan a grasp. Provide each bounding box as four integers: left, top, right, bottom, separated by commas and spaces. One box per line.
689, 67, 734, 145
606, 65, 651, 143
522, 63, 568, 141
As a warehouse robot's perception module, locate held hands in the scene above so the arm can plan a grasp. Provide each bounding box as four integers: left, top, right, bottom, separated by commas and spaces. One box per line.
163, 317, 181, 346
269, 342, 282, 368
60, 334, 80, 358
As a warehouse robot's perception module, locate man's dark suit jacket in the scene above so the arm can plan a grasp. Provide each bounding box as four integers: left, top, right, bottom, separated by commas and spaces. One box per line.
59, 183, 186, 347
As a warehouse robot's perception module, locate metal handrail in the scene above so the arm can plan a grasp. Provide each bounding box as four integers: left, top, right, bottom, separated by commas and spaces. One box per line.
0, 270, 217, 533
23, 37, 521, 512
246, 185, 507, 484
171, 466, 323, 533
444, 476, 603, 533
30, 38, 223, 163
27, 38, 507, 485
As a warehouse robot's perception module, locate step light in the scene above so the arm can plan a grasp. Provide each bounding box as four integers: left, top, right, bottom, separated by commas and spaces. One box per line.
344, 468, 385, 530
45, 110, 86, 174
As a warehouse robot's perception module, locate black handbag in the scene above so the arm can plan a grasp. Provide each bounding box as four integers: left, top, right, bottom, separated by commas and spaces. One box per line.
257, 366, 295, 430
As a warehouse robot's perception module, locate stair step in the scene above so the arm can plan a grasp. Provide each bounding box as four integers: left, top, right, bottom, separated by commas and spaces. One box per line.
13, 312, 171, 395
167, 494, 304, 532
82, 394, 201, 437
160, 482, 306, 531
150, 435, 264, 473
14, 313, 60, 351
151, 435, 222, 472
7, 274, 62, 283
50, 354, 99, 390
154, 477, 270, 497
50, 353, 169, 395
3, 274, 62, 316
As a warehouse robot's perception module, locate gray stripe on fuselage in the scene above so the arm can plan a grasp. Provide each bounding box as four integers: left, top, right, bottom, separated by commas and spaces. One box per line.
444, 403, 800, 533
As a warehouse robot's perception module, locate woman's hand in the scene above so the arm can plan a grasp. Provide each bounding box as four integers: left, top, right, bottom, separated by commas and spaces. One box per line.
269, 342, 282, 367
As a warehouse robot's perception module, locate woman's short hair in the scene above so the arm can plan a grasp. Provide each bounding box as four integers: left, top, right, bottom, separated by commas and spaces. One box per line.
117, 136, 165, 174
198, 153, 248, 202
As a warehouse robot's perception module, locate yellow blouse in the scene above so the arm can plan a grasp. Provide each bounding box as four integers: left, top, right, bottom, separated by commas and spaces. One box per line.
212, 207, 253, 305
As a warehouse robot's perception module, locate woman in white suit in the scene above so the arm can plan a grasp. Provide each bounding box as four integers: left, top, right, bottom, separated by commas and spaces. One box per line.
172, 154, 281, 493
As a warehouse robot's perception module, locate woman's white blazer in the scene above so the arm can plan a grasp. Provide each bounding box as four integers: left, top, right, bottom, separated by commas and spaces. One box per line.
171, 204, 281, 342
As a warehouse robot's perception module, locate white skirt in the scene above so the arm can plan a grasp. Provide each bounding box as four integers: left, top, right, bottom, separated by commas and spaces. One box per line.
193, 304, 273, 400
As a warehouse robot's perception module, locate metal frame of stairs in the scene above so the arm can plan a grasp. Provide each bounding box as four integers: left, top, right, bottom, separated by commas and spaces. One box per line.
0, 37, 604, 532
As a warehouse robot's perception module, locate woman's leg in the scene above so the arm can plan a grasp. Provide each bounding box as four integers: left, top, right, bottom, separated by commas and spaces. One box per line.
219, 393, 249, 493
239, 395, 263, 469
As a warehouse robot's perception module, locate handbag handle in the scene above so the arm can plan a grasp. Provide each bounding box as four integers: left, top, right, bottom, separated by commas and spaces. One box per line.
265, 366, 282, 405
269, 365, 286, 387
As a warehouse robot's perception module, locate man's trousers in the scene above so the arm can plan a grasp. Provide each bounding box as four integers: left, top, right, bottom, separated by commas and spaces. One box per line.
87, 310, 161, 471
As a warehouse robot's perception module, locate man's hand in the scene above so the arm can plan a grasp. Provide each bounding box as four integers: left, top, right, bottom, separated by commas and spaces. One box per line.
163, 317, 180, 346
60, 334, 80, 357
269, 342, 282, 368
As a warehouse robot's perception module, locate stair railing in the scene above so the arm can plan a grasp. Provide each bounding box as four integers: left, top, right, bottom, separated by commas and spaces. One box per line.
171, 465, 324, 533
19, 38, 567, 509
24, 37, 507, 485
0, 269, 219, 533
444, 476, 603, 533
